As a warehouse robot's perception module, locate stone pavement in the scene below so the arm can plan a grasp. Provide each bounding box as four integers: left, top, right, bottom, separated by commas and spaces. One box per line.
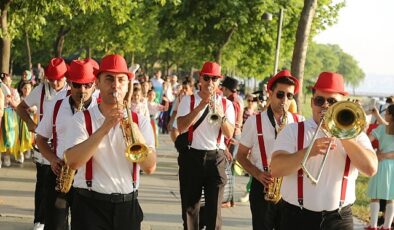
0, 134, 366, 229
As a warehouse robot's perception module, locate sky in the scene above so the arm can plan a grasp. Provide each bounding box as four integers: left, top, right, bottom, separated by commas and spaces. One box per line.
314, 0, 394, 76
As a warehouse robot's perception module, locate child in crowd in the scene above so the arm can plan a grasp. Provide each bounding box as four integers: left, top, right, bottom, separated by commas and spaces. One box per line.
366, 104, 394, 230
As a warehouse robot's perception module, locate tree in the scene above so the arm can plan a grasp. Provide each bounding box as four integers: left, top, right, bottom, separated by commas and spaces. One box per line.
0, 0, 12, 73
291, 0, 318, 113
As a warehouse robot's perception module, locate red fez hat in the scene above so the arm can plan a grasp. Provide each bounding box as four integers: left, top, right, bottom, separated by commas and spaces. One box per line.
67, 60, 95, 84
94, 54, 134, 79
267, 69, 300, 94
44, 58, 67, 80
312, 72, 348, 96
84, 58, 99, 72
199, 61, 223, 78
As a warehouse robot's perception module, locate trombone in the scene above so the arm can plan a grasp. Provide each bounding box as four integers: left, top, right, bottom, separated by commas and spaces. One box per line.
301, 100, 366, 184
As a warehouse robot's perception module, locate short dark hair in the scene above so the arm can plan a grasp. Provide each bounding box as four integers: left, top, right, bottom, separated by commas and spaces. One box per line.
387, 104, 394, 117
271, 77, 296, 91
386, 96, 394, 104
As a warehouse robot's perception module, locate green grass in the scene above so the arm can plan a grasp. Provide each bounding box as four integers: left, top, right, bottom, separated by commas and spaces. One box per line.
353, 175, 370, 222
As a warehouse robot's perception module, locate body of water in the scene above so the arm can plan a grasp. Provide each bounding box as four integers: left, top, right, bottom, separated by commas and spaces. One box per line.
346, 74, 394, 97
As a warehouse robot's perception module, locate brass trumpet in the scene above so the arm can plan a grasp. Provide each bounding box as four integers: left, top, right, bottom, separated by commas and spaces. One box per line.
114, 92, 149, 163
301, 100, 366, 184
207, 86, 222, 125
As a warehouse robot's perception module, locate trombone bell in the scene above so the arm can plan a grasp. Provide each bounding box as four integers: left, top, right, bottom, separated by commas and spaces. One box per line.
301, 101, 366, 184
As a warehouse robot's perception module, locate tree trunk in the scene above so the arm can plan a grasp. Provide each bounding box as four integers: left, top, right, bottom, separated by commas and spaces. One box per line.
25, 29, 32, 70
0, 1, 12, 74
86, 46, 91, 58
213, 27, 236, 64
291, 0, 318, 114
54, 26, 71, 57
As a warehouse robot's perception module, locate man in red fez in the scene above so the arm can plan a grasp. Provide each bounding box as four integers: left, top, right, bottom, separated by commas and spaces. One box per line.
270, 72, 377, 230
176, 61, 235, 229
64, 54, 157, 230
35, 59, 97, 230
237, 69, 303, 230
16, 57, 69, 230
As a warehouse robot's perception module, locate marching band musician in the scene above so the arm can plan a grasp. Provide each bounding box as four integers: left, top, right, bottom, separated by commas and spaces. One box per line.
35, 60, 97, 230
63, 54, 156, 230
176, 61, 235, 230
270, 72, 378, 230
16, 58, 69, 230
236, 70, 303, 230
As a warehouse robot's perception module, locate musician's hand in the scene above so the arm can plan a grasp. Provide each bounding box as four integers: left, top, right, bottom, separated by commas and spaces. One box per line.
101, 107, 123, 133
309, 137, 337, 157
229, 138, 239, 145
224, 148, 233, 161
197, 94, 210, 110
377, 153, 386, 161
256, 171, 274, 187
50, 158, 63, 176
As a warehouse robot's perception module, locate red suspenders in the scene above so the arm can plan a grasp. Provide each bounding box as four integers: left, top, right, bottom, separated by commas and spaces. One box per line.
296, 121, 351, 209
52, 99, 64, 156
39, 85, 45, 121
256, 112, 299, 172
187, 95, 227, 149
82, 109, 140, 190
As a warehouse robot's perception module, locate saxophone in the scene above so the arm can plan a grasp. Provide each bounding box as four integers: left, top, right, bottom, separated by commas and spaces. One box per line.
55, 95, 84, 194
115, 92, 150, 163
264, 108, 288, 203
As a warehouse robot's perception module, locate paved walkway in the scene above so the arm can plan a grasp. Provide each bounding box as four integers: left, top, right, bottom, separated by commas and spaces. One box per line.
0, 134, 366, 229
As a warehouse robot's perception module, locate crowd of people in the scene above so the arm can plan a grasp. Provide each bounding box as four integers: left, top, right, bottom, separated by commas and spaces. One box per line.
0, 55, 393, 230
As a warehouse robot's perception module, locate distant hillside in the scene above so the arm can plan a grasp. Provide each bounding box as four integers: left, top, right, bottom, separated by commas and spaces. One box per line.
346, 74, 394, 97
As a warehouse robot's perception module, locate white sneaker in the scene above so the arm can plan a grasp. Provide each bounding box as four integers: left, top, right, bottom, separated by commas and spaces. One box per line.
33, 222, 45, 230
16, 153, 24, 164
3, 155, 11, 167
239, 192, 249, 203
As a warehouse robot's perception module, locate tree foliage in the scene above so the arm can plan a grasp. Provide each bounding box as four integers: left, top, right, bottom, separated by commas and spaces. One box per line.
1, 0, 364, 96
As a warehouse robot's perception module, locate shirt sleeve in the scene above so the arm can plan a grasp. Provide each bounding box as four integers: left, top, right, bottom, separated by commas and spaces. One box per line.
239, 115, 255, 148
176, 95, 191, 118
224, 98, 235, 125
24, 84, 42, 107
35, 100, 55, 138
356, 131, 374, 151
63, 112, 89, 151
137, 113, 155, 150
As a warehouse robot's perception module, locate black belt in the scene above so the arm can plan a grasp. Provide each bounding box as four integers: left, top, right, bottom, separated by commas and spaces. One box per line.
76, 188, 138, 203
282, 200, 350, 215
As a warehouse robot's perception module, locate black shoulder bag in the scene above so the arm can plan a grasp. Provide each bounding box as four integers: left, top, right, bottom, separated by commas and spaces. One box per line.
174, 107, 209, 153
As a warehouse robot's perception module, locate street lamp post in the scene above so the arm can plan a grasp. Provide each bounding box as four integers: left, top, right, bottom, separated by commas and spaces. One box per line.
263, 8, 284, 75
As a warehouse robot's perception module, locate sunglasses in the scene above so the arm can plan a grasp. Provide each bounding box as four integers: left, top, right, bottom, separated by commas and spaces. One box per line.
247, 99, 254, 102
276, 91, 294, 100
313, 96, 338, 107
71, 82, 94, 89
202, 75, 219, 82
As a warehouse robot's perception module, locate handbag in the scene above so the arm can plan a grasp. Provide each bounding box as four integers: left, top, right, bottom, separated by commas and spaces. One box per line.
174, 107, 209, 153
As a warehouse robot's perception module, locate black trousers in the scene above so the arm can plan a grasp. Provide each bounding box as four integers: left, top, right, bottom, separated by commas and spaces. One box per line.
249, 177, 281, 230
44, 170, 71, 230
71, 189, 143, 230
34, 163, 51, 224
178, 148, 227, 230
279, 201, 353, 230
